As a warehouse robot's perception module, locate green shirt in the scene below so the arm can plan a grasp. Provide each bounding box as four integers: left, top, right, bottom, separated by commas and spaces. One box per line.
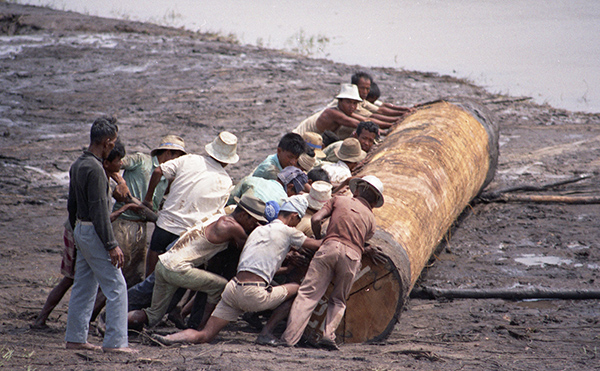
112, 153, 168, 220
251, 154, 282, 180
227, 176, 287, 206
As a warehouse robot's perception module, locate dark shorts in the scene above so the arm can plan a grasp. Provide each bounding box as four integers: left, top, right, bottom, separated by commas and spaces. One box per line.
148, 226, 179, 254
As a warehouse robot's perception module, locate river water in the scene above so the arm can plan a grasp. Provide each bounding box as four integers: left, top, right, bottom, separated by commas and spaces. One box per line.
15, 0, 600, 113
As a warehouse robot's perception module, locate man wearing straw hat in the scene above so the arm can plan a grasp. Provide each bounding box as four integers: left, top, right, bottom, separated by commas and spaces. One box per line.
294, 84, 385, 138
322, 121, 379, 163
127, 193, 267, 331
143, 131, 239, 278
293, 84, 393, 140
150, 195, 322, 346
281, 175, 386, 350
320, 137, 366, 188
110, 135, 186, 288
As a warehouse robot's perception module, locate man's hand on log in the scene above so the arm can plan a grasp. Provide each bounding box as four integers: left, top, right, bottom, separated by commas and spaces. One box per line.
364, 244, 387, 266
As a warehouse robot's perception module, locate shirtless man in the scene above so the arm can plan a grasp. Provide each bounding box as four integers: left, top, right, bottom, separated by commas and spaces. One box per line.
127, 193, 267, 330
150, 195, 322, 346
351, 71, 412, 119
293, 84, 393, 139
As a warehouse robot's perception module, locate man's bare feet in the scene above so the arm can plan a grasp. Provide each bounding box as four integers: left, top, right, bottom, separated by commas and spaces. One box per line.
66, 342, 102, 351
102, 347, 139, 354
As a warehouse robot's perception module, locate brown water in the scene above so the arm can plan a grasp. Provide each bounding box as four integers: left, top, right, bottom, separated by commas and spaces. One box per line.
14, 0, 600, 113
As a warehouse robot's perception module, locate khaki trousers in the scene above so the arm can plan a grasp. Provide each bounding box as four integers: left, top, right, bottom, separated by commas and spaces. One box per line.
282, 240, 361, 345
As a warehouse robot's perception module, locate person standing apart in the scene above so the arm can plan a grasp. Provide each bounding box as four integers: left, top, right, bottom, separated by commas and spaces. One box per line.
65, 117, 135, 353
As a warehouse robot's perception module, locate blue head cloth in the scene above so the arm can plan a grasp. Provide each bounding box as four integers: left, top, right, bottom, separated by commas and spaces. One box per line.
264, 200, 280, 223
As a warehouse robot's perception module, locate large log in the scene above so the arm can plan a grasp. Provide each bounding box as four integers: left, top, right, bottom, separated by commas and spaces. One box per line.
304, 98, 499, 344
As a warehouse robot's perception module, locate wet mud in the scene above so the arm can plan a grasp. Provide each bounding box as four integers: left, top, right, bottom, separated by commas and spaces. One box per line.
1, 3, 599, 370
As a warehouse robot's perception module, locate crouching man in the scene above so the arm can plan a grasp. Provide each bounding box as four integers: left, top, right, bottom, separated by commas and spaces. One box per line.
151, 195, 321, 345
128, 193, 267, 330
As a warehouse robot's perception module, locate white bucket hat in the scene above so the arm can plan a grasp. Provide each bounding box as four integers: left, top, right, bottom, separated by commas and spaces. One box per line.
349, 175, 385, 208
305, 180, 332, 211
336, 83, 362, 102
280, 194, 309, 218
205, 131, 239, 164
298, 152, 316, 172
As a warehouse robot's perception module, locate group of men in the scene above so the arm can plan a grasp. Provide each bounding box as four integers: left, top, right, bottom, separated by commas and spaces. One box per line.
35, 71, 411, 352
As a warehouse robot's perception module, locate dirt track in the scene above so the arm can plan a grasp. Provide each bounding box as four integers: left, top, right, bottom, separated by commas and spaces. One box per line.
1, 3, 599, 370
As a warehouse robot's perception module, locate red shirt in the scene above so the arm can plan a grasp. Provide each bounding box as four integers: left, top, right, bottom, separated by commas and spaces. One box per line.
320, 195, 375, 253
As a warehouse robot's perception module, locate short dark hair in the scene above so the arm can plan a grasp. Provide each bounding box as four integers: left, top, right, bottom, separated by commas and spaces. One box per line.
106, 140, 126, 162
90, 117, 118, 144
356, 121, 379, 139
278, 132, 306, 156
351, 71, 373, 85
366, 81, 381, 101
278, 210, 296, 218
357, 184, 379, 205
307, 168, 330, 183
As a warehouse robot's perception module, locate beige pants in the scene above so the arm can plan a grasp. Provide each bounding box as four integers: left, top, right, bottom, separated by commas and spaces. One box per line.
112, 218, 147, 287
282, 240, 362, 345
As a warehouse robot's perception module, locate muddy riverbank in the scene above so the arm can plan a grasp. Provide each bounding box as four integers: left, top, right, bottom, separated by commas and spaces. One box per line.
1, 3, 599, 370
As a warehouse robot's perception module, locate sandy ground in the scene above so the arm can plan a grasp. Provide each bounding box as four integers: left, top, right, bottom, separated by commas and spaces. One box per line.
1, 3, 599, 370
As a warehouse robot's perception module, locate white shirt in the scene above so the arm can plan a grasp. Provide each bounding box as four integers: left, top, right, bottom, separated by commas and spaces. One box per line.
237, 219, 307, 283
321, 160, 351, 186
157, 154, 233, 236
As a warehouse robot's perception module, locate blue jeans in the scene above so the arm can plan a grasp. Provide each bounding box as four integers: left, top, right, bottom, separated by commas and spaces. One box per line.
65, 223, 128, 348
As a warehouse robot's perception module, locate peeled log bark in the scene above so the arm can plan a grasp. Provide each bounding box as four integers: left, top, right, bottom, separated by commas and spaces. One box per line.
304, 98, 499, 344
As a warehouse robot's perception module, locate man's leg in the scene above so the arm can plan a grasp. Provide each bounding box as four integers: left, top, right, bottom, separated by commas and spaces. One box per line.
158, 316, 230, 344
32, 276, 73, 329
321, 245, 361, 343
65, 225, 100, 347
281, 242, 338, 346
140, 262, 180, 327
127, 272, 156, 311
74, 224, 129, 349
115, 219, 146, 287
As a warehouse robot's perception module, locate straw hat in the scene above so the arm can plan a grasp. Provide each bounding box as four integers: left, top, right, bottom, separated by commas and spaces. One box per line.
349, 175, 385, 208
205, 131, 239, 164
302, 132, 325, 159
334, 138, 367, 163
305, 180, 332, 211
150, 135, 187, 157
234, 193, 267, 223
280, 195, 309, 218
335, 83, 362, 102
298, 152, 316, 172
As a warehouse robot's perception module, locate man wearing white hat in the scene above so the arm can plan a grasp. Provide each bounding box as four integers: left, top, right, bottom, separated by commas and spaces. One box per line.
282, 175, 386, 350
296, 181, 332, 238
143, 131, 239, 277
293, 84, 390, 139
151, 195, 322, 346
